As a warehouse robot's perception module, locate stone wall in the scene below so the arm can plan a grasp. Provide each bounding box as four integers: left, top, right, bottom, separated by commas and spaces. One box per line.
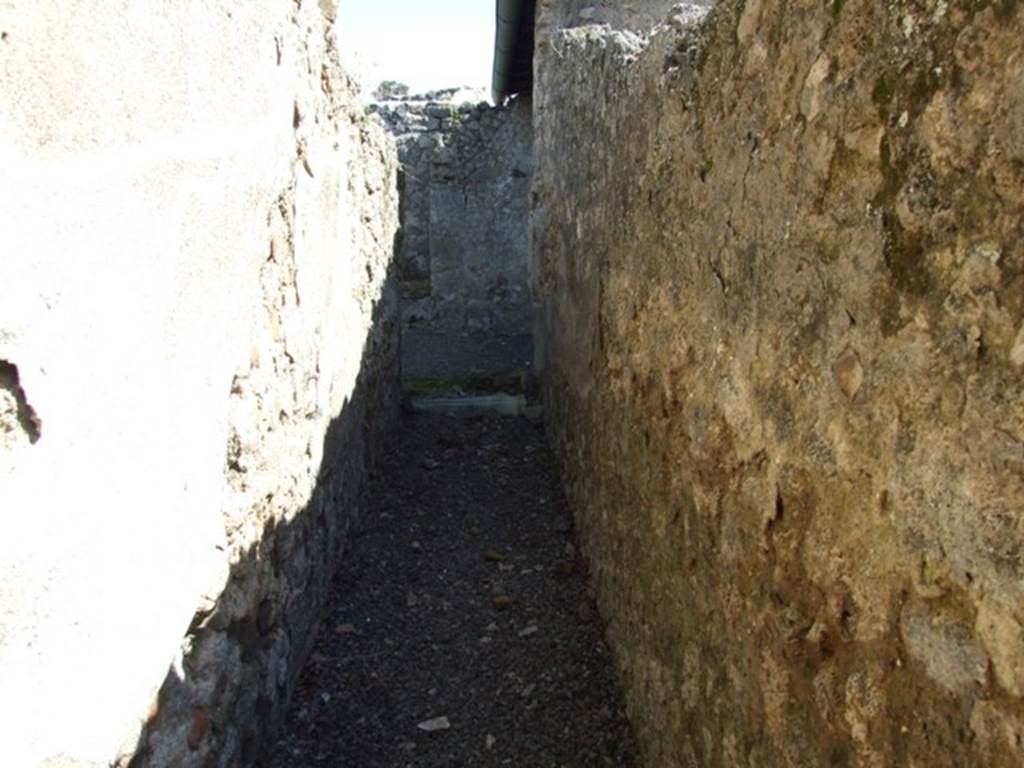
536, 0, 687, 32
373, 93, 534, 382
0, 2, 399, 766
532, 0, 1024, 765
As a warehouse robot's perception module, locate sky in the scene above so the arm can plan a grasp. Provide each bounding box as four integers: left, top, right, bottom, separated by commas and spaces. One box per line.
337, 0, 495, 95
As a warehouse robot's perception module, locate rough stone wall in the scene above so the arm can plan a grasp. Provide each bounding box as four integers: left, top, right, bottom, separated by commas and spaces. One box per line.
0, 2, 399, 766
533, 1, 1024, 765
536, 0, 689, 32
373, 93, 534, 381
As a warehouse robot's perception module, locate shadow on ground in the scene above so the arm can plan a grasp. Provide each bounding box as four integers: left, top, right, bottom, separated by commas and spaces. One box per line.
124, 256, 635, 768
126, 255, 401, 767
265, 411, 637, 767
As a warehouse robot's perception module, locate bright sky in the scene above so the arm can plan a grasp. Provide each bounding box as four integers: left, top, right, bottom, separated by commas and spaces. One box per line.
337, 0, 495, 94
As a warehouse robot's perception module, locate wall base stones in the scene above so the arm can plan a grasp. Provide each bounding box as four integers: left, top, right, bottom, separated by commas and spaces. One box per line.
532, 0, 1024, 765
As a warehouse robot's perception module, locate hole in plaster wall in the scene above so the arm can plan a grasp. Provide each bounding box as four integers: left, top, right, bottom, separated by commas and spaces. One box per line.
0, 360, 42, 444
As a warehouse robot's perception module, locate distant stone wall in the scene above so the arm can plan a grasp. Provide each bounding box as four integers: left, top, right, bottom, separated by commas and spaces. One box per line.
536, 0, 687, 32
0, 2, 399, 766
373, 93, 533, 381
533, 1, 1024, 766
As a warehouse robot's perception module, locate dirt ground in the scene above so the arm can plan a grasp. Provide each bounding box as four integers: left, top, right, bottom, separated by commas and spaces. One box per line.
265, 411, 637, 767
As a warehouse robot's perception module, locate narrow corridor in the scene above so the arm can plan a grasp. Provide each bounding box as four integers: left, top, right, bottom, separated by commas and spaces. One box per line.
267, 412, 637, 767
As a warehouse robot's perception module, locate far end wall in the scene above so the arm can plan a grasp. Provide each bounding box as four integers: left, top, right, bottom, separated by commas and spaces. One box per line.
374, 93, 534, 383
535, 0, 694, 32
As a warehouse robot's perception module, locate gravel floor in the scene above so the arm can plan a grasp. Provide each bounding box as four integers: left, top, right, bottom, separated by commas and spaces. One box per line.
265, 412, 638, 767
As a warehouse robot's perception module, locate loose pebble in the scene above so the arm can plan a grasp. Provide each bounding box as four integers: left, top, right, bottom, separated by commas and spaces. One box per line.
417, 716, 451, 732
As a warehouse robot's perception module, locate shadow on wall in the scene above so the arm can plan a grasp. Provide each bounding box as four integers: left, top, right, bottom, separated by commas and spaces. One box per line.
126, 253, 401, 768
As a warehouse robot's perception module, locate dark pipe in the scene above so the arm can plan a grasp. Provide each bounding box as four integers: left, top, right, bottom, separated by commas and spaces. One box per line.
491, 0, 525, 103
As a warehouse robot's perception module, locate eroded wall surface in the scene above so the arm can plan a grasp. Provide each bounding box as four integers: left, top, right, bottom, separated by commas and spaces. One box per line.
535, 0, 688, 33
0, 2, 399, 765
533, 0, 1024, 765
373, 94, 534, 381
